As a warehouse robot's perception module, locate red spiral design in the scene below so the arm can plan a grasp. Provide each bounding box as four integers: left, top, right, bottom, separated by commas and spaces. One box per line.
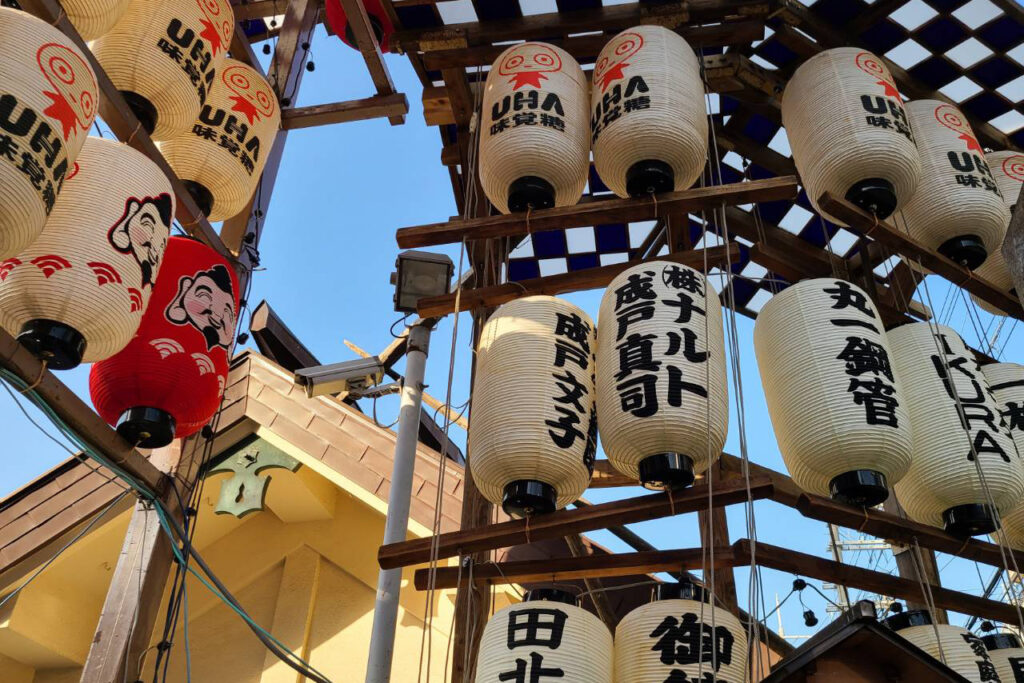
1004, 155, 1024, 183
855, 51, 886, 79
199, 0, 221, 16
503, 55, 524, 70
48, 55, 76, 84
934, 104, 969, 135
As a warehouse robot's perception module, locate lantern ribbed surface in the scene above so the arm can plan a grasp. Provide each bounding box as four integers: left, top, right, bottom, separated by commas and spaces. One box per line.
0, 7, 98, 259
90, 236, 239, 446
896, 624, 998, 682
61, 0, 131, 40
972, 151, 1023, 315
469, 296, 596, 514
91, 0, 235, 140
981, 363, 1024, 551
753, 279, 913, 503
595, 262, 727, 488
474, 599, 612, 683
479, 42, 590, 214
615, 597, 747, 683
158, 59, 280, 221
0, 137, 172, 367
782, 48, 921, 225
898, 101, 1010, 270
590, 26, 707, 198
889, 323, 1024, 534
983, 634, 1024, 682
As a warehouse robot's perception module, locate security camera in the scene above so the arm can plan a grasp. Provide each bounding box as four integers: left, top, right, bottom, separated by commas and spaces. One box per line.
294, 357, 385, 398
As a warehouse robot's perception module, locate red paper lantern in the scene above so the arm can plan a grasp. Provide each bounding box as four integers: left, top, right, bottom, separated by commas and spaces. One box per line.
90, 236, 239, 447
324, 0, 392, 52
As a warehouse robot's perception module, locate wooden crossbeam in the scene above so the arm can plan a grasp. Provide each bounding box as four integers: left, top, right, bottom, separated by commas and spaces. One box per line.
281, 93, 410, 129
337, 0, 404, 125
416, 244, 740, 317
397, 177, 799, 248
818, 194, 1023, 319
377, 476, 776, 570
588, 460, 637, 489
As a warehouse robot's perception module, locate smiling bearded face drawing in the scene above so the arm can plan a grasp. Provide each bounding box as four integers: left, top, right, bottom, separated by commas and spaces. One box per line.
165, 264, 236, 350
108, 194, 172, 287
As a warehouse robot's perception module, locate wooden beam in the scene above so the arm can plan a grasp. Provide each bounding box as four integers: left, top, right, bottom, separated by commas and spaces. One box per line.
589, 460, 637, 489
1002, 182, 1024, 300
378, 476, 776, 570
818, 193, 1023, 319
698, 462, 739, 612
416, 245, 740, 317
249, 300, 321, 370
564, 534, 617, 629
397, 177, 799, 248
337, 0, 404, 125
281, 93, 409, 129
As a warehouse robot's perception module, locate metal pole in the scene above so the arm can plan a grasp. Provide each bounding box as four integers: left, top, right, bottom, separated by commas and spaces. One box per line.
827, 524, 851, 610
365, 321, 431, 683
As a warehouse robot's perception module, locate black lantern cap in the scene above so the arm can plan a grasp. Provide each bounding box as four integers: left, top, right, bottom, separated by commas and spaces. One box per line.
638, 453, 695, 491
17, 319, 87, 370
829, 470, 889, 507
626, 159, 675, 197
938, 235, 987, 270
502, 480, 556, 517
943, 503, 998, 537
982, 633, 1023, 651
508, 176, 555, 212
655, 578, 709, 603
116, 407, 177, 449
524, 588, 578, 606
183, 180, 214, 217
120, 91, 157, 136
845, 177, 897, 219
884, 609, 933, 632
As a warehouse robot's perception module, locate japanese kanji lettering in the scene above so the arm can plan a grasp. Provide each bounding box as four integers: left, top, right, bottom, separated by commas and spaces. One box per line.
547, 311, 592, 453
0, 94, 70, 214
498, 652, 564, 683
649, 613, 734, 671
591, 75, 651, 142
489, 90, 565, 138
962, 633, 1000, 682
507, 608, 567, 649
160, 19, 217, 106
824, 281, 876, 318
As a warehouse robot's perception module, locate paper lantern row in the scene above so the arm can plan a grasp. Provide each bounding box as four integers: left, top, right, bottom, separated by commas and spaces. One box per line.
476, 584, 747, 683
885, 610, 1005, 683
469, 261, 727, 515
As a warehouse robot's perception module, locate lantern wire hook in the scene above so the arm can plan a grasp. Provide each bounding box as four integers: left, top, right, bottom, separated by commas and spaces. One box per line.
126, 122, 143, 146
18, 360, 47, 393
525, 205, 532, 234
49, 9, 65, 25
650, 190, 658, 219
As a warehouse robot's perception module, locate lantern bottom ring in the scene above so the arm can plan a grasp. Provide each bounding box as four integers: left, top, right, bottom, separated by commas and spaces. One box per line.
17, 319, 87, 370
982, 633, 1022, 651
507, 176, 555, 213
183, 180, 215, 218
938, 234, 987, 270
828, 469, 889, 508
120, 91, 158, 137
523, 588, 578, 606
845, 177, 897, 220
942, 503, 998, 538
502, 479, 557, 517
625, 159, 675, 198
115, 406, 177, 449
638, 453, 695, 491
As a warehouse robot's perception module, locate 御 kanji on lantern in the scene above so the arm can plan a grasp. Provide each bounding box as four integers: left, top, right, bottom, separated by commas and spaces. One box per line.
897, 101, 1010, 269
324, 0, 393, 52
591, 26, 707, 198
971, 151, 1023, 315
889, 323, 1024, 536
615, 581, 747, 683
469, 296, 596, 516
159, 58, 280, 220
596, 262, 728, 490
0, 137, 172, 370
753, 279, 913, 506
886, 610, 1000, 682
91, 0, 235, 140
479, 42, 590, 214
782, 48, 922, 224
475, 589, 612, 683
0, 7, 98, 260
60, 0, 132, 40
90, 236, 239, 447
982, 632, 1024, 683
980, 363, 1024, 551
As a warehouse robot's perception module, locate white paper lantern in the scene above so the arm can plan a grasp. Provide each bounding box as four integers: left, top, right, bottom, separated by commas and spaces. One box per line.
753, 279, 913, 504
897, 101, 1010, 269
615, 582, 747, 683
886, 611, 1001, 683
0, 137, 172, 369
470, 296, 596, 515
91, 0, 235, 140
479, 42, 590, 214
983, 632, 1024, 682
972, 151, 1023, 315
596, 262, 727, 489
782, 47, 922, 225
590, 26, 707, 198
0, 7, 98, 259
889, 323, 1024, 535
981, 363, 1024, 551
159, 59, 280, 220
475, 589, 612, 683
61, 0, 132, 40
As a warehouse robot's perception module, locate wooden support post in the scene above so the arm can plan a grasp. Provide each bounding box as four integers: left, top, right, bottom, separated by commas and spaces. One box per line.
1002, 183, 1024, 303
883, 493, 949, 623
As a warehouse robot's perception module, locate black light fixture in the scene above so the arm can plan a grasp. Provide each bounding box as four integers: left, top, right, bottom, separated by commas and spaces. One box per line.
391, 250, 454, 313
803, 609, 818, 627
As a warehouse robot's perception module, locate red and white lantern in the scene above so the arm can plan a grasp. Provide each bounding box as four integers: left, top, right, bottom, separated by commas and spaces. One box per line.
325, 0, 393, 52
972, 151, 1024, 315
90, 236, 239, 447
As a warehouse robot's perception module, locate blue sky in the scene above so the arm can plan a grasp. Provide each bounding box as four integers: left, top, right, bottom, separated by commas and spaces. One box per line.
3, 20, 1024, 649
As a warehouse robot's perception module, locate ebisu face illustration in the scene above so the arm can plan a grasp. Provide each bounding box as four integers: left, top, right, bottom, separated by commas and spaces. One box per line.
108, 194, 172, 287
165, 264, 236, 350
